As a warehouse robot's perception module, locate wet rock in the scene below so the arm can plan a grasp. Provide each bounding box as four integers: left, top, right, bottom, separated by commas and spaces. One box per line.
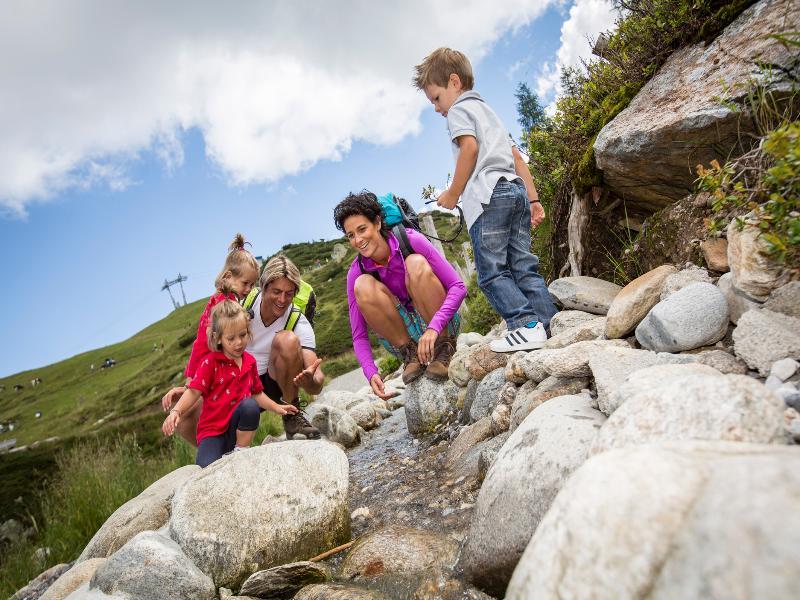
507, 442, 800, 599
469, 368, 507, 422
477, 432, 511, 484
405, 377, 456, 436
728, 215, 793, 299
636, 282, 729, 352
763, 281, 800, 318
341, 525, 459, 579
543, 316, 606, 348
41, 559, 105, 600
693, 349, 748, 375
510, 375, 589, 430
448, 347, 471, 387
701, 238, 729, 272
90, 531, 216, 600
348, 401, 382, 431
459, 395, 605, 597
605, 265, 677, 338
239, 561, 330, 599
445, 417, 494, 470
311, 405, 361, 447
10, 563, 72, 600
593, 373, 785, 454
733, 308, 800, 376
659, 265, 713, 300
294, 583, 388, 599
549, 310, 600, 336
593, 0, 800, 210
542, 339, 630, 378
717, 272, 763, 323
414, 573, 494, 599
548, 276, 621, 315
466, 344, 509, 381
170, 442, 350, 589
77, 464, 199, 561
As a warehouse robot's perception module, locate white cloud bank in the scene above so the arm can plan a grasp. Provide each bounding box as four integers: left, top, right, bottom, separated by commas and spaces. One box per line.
0, 0, 556, 216
536, 0, 618, 106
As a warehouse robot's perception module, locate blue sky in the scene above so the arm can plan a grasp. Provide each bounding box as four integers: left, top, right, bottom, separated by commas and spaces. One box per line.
0, 1, 616, 377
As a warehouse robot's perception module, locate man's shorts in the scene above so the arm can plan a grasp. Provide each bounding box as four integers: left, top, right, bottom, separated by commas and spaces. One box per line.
378, 302, 461, 359
259, 371, 284, 403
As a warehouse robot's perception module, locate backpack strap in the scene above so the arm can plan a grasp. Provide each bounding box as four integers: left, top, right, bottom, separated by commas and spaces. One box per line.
284, 306, 302, 332
242, 288, 260, 311
391, 224, 415, 259
357, 255, 381, 282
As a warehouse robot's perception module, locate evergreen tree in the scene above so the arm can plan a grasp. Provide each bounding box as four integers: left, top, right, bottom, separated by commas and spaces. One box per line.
515, 82, 546, 134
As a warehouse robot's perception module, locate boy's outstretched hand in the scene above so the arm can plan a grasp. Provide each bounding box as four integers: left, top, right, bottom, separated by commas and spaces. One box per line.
436, 189, 458, 210
530, 201, 546, 229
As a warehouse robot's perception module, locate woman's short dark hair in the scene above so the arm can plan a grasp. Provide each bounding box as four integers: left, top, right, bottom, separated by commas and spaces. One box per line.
333, 191, 390, 239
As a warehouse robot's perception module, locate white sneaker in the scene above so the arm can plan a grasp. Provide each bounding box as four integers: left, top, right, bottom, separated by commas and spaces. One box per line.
490, 322, 547, 353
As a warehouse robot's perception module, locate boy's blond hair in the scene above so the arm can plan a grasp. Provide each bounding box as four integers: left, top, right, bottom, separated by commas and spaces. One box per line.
413, 47, 474, 91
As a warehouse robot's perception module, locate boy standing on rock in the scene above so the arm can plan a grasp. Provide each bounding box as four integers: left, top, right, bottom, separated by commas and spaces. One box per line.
413, 48, 557, 352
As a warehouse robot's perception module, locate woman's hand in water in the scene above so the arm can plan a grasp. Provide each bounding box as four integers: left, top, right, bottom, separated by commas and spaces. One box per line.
370, 374, 392, 400
161, 386, 186, 412
162, 410, 180, 436
417, 329, 439, 365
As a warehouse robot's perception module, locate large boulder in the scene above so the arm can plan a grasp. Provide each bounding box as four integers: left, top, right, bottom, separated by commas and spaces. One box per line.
541, 339, 630, 378
547, 276, 621, 314
549, 310, 600, 336
718, 272, 763, 323
41, 560, 106, 600
78, 465, 199, 561
404, 377, 457, 436
340, 525, 459, 578
458, 395, 605, 597
509, 375, 589, 430
170, 442, 350, 589
89, 531, 216, 600
469, 367, 507, 422
763, 281, 800, 318
445, 417, 494, 470
466, 344, 509, 381
593, 0, 800, 210
593, 373, 785, 453
659, 265, 713, 300
635, 282, 729, 352
728, 216, 794, 299
605, 265, 677, 338
310, 405, 361, 447
448, 347, 472, 387
506, 442, 800, 599
733, 308, 800, 376
542, 316, 606, 349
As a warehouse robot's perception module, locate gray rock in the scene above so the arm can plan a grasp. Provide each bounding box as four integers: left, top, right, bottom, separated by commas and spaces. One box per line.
459, 395, 605, 597
64, 583, 120, 599
490, 403, 511, 435
414, 575, 495, 600
461, 379, 479, 424
445, 417, 494, 470
506, 441, 800, 599
294, 584, 388, 599
448, 347, 472, 387
763, 281, 800, 318
78, 465, 199, 562
606, 265, 677, 338
694, 349, 748, 374
469, 367, 507, 422
718, 272, 764, 323
510, 375, 589, 430
541, 339, 630, 378
347, 401, 381, 431
170, 442, 350, 589
636, 282, 729, 352
728, 215, 794, 299
41, 559, 105, 600
659, 265, 713, 300
733, 308, 800, 375
504, 351, 529, 384
457, 332, 485, 350
311, 405, 361, 447
239, 562, 330, 598
770, 358, 799, 382
547, 277, 621, 315
405, 377, 456, 436
519, 350, 554, 383
593, 0, 800, 210
593, 373, 786, 454
340, 525, 459, 578
477, 431, 511, 484
90, 531, 215, 600
543, 316, 606, 349
11, 563, 72, 600
549, 310, 599, 336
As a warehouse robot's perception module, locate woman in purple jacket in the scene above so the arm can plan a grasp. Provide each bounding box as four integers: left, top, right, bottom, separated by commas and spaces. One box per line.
334, 191, 467, 399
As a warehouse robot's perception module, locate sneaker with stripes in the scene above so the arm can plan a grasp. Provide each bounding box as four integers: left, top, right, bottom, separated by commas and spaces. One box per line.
489, 321, 547, 353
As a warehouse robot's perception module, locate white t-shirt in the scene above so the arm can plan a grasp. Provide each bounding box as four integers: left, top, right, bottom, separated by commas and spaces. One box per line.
246, 294, 316, 376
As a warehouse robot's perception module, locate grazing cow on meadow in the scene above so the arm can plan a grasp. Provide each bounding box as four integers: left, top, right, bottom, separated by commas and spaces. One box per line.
13, 384, 23, 391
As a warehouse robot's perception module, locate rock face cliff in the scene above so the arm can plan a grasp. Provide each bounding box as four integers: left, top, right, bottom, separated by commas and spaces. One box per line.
594, 0, 799, 212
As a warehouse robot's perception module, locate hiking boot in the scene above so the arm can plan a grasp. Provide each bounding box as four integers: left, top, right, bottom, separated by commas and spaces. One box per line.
400, 339, 425, 384
282, 398, 321, 440
426, 331, 455, 381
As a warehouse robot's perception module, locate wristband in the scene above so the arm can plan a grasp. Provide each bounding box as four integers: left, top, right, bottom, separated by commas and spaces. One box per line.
529, 200, 541, 205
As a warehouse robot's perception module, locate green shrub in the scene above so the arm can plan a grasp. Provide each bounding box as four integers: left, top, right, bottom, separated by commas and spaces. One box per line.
378, 355, 402, 379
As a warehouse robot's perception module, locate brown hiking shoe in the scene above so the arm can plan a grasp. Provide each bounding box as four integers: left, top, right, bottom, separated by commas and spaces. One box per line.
400, 339, 425, 384
426, 332, 455, 381
282, 398, 321, 440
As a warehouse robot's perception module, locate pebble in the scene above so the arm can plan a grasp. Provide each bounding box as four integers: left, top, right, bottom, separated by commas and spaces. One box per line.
770, 358, 799, 382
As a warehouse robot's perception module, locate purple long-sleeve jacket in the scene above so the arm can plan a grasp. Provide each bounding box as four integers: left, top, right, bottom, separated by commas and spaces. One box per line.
346, 228, 467, 382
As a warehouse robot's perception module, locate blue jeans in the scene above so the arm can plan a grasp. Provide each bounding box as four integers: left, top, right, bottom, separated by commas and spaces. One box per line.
470, 180, 558, 331
195, 396, 261, 468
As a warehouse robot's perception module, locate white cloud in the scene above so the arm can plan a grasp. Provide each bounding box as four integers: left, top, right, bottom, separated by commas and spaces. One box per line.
535, 0, 618, 108
0, 0, 556, 216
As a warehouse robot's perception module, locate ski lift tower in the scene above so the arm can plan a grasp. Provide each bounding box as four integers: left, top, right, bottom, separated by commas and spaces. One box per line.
161, 273, 188, 310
